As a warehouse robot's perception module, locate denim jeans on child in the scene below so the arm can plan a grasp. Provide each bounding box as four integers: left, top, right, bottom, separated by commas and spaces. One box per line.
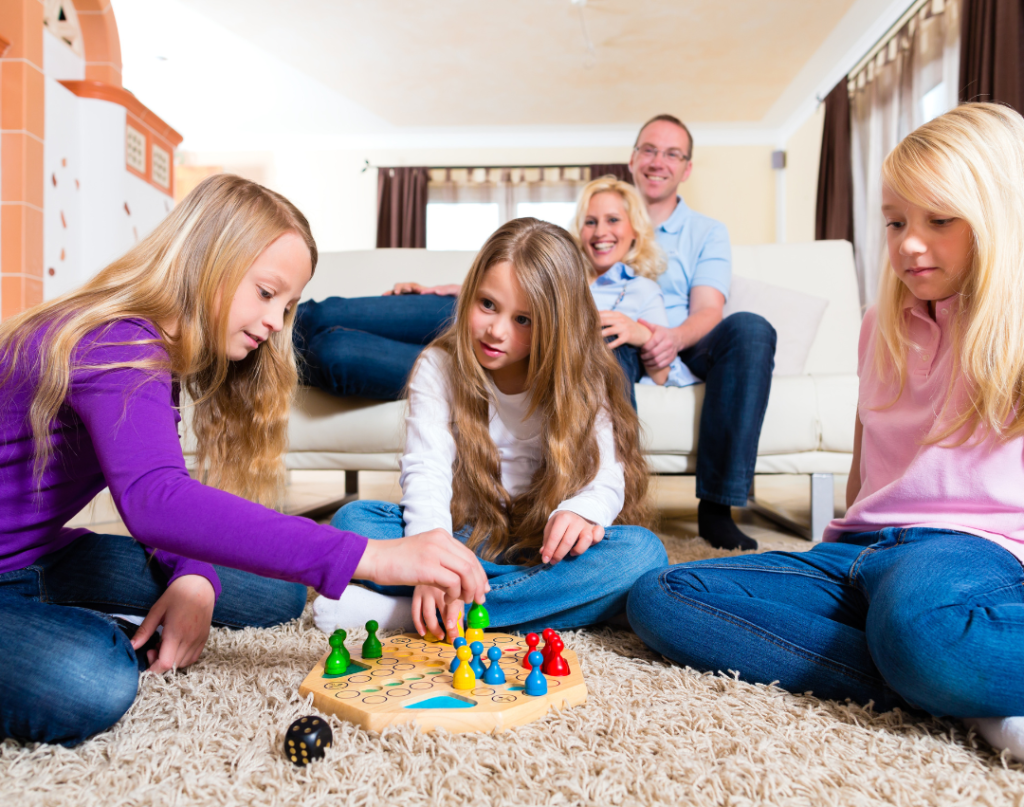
0, 532, 307, 747
333, 500, 667, 633
627, 527, 1024, 717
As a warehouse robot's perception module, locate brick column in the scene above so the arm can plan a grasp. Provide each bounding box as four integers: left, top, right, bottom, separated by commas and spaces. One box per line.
0, 0, 43, 320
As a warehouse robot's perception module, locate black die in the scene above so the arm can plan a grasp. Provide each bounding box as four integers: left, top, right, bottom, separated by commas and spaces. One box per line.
285, 715, 332, 765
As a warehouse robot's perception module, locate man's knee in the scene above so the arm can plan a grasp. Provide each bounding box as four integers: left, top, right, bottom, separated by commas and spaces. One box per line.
719, 312, 776, 353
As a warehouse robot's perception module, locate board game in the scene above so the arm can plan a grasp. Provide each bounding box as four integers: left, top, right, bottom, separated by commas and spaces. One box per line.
298, 631, 587, 734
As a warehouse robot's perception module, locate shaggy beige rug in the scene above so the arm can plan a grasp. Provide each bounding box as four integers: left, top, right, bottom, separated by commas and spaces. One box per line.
4, 531, 1023, 806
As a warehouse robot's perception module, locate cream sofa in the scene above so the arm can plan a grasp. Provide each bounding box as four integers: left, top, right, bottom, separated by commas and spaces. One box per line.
278, 241, 861, 541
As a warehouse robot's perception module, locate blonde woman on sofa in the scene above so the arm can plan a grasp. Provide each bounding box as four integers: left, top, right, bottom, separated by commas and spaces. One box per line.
571, 175, 698, 391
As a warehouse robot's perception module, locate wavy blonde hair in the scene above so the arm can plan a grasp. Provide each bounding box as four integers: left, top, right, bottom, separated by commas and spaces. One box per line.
875, 102, 1024, 444
571, 176, 666, 280
0, 174, 316, 507
425, 217, 651, 564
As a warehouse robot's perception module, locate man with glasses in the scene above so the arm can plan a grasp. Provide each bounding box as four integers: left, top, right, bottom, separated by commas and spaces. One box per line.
624, 114, 776, 551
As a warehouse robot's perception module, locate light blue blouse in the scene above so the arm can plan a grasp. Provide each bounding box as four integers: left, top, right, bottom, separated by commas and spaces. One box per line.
589, 263, 700, 388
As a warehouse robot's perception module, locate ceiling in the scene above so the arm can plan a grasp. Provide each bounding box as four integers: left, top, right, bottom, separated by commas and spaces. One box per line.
172, 0, 859, 128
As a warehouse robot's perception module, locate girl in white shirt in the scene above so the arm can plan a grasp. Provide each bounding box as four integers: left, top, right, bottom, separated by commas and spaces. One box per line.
314, 218, 667, 640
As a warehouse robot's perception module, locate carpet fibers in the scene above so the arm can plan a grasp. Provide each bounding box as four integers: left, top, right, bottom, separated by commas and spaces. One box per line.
4, 534, 1023, 806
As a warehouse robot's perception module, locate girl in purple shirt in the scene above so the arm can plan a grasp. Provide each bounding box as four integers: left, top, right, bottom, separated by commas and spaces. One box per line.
628, 104, 1024, 758
0, 175, 487, 747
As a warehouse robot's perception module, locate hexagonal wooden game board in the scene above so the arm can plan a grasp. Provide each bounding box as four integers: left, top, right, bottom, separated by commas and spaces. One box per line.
298, 632, 587, 733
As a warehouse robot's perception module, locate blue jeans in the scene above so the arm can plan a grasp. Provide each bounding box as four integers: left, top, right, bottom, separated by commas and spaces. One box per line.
0, 533, 307, 747
679, 312, 775, 507
626, 528, 1024, 717
293, 295, 458, 400
293, 294, 643, 405
332, 500, 667, 633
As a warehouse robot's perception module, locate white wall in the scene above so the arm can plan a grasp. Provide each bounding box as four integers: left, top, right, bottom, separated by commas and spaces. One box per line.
43, 32, 85, 300
43, 28, 176, 300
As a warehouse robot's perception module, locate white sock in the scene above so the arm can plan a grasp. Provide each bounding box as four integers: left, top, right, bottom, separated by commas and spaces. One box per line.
965, 716, 1024, 760
110, 613, 145, 626
312, 586, 414, 635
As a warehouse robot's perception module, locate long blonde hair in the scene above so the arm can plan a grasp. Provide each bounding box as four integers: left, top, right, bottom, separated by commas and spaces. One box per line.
0, 174, 316, 507
571, 176, 666, 280
875, 102, 1024, 444
427, 217, 651, 564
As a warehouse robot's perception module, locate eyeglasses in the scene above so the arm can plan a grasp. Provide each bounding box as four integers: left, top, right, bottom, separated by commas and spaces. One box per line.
633, 145, 690, 165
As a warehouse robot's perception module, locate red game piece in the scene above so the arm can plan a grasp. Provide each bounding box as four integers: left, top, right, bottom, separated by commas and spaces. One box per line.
522, 633, 540, 669
542, 636, 570, 677
541, 628, 557, 661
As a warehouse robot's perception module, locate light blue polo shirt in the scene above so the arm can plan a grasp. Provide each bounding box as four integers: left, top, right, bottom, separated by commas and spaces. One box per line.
654, 196, 732, 328
590, 262, 699, 388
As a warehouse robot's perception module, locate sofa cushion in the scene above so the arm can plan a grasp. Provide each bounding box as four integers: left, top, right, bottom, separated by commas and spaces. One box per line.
723, 275, 828, 376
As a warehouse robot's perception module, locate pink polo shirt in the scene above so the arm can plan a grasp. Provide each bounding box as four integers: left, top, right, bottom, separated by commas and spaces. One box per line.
824, 298, 1024, 564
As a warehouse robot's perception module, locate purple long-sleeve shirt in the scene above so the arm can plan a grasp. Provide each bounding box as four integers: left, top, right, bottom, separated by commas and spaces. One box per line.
0, 318, 366, 598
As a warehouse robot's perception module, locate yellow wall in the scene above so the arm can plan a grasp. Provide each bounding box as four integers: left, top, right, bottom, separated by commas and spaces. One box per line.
680, 144, 777, 246
784, 104, 825, 244
185, 129, 823, 253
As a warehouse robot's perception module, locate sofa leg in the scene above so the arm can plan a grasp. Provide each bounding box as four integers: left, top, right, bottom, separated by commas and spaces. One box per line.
746, 473, 834, 542
346, 470, 359, 497
809, 473, 833, 542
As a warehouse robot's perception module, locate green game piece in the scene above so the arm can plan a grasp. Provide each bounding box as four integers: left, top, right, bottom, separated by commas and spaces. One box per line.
362, 620, 382, 659
467, 602, 490, 630
324, 629, 350, 675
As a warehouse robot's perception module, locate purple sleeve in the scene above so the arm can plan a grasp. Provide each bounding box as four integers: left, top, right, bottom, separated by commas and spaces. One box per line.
68, 321, 366, 599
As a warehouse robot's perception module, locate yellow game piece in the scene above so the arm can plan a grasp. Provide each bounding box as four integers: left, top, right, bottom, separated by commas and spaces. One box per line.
464, 627, 484, 644
428, 619, 465, 645
452, 645, 476, 690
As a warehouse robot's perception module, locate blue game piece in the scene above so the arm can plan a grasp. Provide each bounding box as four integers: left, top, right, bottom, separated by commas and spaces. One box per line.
469, 641, 486, 677
525, 651, 547, 696
482, 646, 506, 685
449, 637, 468, 673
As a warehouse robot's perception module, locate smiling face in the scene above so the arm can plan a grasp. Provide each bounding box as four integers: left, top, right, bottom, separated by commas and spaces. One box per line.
628, 119, 692, 207
224, 231, 312, 361
881, 183, 973, 310
579, 191, 637, 278
468, 260, 533, 394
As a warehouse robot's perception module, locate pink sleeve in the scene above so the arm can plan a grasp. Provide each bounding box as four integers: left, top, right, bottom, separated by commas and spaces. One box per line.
857, 305, 878, 380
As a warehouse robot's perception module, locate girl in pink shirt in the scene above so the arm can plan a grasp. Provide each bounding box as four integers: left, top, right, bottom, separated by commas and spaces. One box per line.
627, 103, 1024, 758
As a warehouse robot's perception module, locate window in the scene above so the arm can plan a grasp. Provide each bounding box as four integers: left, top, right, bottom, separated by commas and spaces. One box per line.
425, 166, 595, 252
151, 144, 171, 189
125, 125, 146, 174
515, 202, 577, 230
426, 203, 500, 251
921, 82, 947, 124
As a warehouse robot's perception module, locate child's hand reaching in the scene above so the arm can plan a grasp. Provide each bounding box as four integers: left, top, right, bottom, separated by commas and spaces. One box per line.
541, 511, 605, 565
131, 574, 216, 673
355, 529, 489, 608
412, 585, 464, 642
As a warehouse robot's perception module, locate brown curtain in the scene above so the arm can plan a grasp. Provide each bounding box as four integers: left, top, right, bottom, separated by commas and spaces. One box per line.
815, 80, 854, 242
959, 0, 1024, 111
376, 167, 429, 248
589, 164, 633, 184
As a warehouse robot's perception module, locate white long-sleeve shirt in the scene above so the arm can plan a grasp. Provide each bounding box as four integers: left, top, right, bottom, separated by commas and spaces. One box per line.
399, 348, 626, 537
